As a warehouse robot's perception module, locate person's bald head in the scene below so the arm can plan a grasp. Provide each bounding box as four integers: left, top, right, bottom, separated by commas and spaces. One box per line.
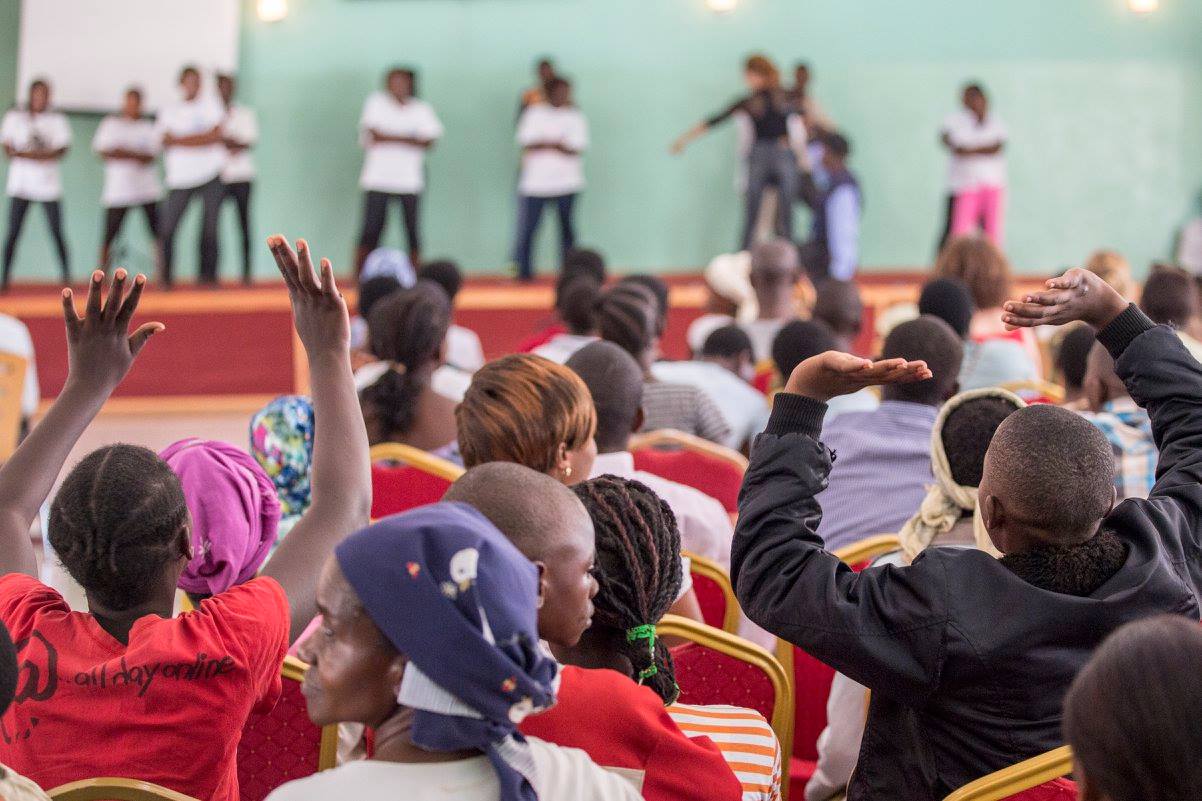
566, 341, 644, 454
749, 239, 801, 315
444, 462, 598, 647
1084, 342, 1128, 413
979, 405, 1116, 553
812, 279, 864, 344
881, 316, 964, 405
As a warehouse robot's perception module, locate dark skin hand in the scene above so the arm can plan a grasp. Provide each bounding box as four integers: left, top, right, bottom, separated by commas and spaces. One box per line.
4, 145, 67, 161
163, 125, 223, 148
368, 130, 435, 149
523, 143, 580, 156
1001, 268, 1129, 333
785, 352, 932, 403
98, 148, 154, 164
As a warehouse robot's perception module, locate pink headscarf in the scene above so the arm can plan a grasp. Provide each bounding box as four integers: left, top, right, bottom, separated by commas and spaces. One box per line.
160, 438, 281, 596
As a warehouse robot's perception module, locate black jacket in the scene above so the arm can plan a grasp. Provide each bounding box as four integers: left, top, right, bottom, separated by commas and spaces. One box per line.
731, 306, 1202, 801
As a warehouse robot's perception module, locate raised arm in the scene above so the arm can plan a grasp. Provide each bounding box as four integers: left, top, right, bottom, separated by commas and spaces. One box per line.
670, 98, 743, 155
0, 270, 163, 576
163, 125, 223, 148
259, 236, 372, 641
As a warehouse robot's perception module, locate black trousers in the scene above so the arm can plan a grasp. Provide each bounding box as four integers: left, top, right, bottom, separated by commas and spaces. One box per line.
101, 202, 159, 267
159, 177, 223, 286
513, 193, 576, 281
936, 194, 955, 255
222, 181, 253, 282
357, 190, 420, 259
3, 198, 70, 289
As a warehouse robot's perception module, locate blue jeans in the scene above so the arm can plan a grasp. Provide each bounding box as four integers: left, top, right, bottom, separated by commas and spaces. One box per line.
513, 193, 577, 281
742, 140, 799, 249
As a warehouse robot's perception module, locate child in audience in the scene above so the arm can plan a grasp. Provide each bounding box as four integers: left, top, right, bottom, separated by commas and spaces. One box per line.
418, 258, 485, 372
0, 620, 51, 801
517, 247, 608, 353
1064, 616, 1202, 801
733, 268, 1202, 801
806, 388, 1025, 801
525, 475, 782, 801
1077, 340, 1156, 501
531, 275, 601, 363
271, 504, 640, 801
0, 237, 369, 799
598, 282, 732, 444
358, 280, 459, 457
445, 463, 743, 801
772, 318, 878, 419
1052, 323, 1094, 407
250, 394, 315, 536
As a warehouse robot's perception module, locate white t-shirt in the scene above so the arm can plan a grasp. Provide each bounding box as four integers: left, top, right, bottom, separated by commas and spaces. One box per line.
741, 318, 790, 363
0, 110, 71, 201
91, 115, 162, 207
941, 109, 1007, 192
0, 313, 39, 417
358, 92, 443, 194
446, 324, 485, 372
155, 95, 227, 189
531, 333, 597, 364
221, 103, 259, 184
265, 737, 641, 801
1179, 217, 1202, 275
517, 105, 588, 198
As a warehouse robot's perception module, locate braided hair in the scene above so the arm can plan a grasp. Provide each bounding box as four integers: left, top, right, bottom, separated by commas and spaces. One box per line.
572, 475, 682, 704
596, 283, 657, 363
362, 280, 451, 443
48, 444, 189, 611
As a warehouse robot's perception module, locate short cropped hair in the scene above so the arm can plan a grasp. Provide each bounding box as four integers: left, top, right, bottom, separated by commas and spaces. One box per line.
1139, 267, 1200, 328
881, 316, 964, 404
566, 341, 643, 453
942, 396, 1021, 488
771, 320, 837, 379
417, 259, 463, 302
1055, 323, 1096, 393
701, 325, 754, 360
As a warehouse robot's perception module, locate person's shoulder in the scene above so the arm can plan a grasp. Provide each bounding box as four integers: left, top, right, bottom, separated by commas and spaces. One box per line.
526, 736, 641, 799
0, 762, 53, 801
192, 577, 289, 645
202, 576, 288, 616
0, 573, 58, 606
264, 766, 344, 801
559, 663, 657, 702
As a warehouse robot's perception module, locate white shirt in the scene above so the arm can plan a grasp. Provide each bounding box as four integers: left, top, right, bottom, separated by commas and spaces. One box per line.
0, 313, 38, 417
531, 333, 598, 364
517, 105, 588, 197
1, 110, 71, 201
265, 738, 641, 801
651, 360, 769, 451
155, 95, 227, 189
685, 313, 735, 357
432, 364, 473, 403
221, 103, 259, 184
91, 115, 161, 207
359, 92, 443, 194
1179, 217, 1202, 275
446, 324, 485, 372
941, 109, 1007, 192
741, 318, 790, 363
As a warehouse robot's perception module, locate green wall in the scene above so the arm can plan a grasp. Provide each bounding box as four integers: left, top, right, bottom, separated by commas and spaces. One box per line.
1, 0, 1200, 281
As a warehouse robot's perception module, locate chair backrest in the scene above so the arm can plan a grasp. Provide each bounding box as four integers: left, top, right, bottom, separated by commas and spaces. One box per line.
629, 429, 747, 513
999, 380, 1066, 406
49, 778, 200, 801
831, 534, 902, 567
369, 442, 464, 518
659, 614, 794, 790
752, 359, 777, 396
942, 746, 1075, 801
0, 351, 26, 462
683, 551, 740, 634
237, 655, 338, 801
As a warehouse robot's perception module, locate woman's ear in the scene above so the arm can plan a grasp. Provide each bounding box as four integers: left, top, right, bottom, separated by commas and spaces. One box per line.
554, 442, 570, 475
176, 524, 193, 561
533, 561, 548, 610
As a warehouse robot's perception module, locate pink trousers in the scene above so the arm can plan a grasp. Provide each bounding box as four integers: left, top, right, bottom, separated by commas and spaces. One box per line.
951, 185, 1005, 245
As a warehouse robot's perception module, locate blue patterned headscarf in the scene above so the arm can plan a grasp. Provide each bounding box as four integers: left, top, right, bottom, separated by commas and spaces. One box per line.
336, 504, 558, 801
249, 396, 315, 534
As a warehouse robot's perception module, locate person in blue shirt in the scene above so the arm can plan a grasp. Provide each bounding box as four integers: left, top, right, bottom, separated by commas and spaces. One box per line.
799, 132, 862, 282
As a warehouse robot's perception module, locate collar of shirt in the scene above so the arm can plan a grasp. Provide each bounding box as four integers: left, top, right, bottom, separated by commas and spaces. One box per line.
590, 451, 635, 479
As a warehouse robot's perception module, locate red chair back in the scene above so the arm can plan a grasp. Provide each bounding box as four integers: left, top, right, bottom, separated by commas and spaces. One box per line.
693, 572, 731, 632
672, 642, 777, 723
1003, 780, 1077, 801
370, 463, 454, 518
237, 657, 336, 801
632, 448, 743, 513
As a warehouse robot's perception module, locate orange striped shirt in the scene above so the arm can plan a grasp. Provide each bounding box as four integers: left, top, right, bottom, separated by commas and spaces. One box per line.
668, 703, 782, 801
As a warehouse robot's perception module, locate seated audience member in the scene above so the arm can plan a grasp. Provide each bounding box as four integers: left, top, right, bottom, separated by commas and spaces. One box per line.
621, 274, 671, 338
798, 132, 861, 282
806, 388, 1024, 801
598, 282, 732, 444
0, 620, 50, 801
350, 274, 402, 354
360, 246, 416, 285
733, 268, 1202, 800
567, 341, 734, 567
517, 247, 608, 353
1053, 323, 1094, 407
359, 281, 460, 459
445, 464, 742, 801
0, 312, 39, 434
250, 395, 315, 536
1077, 340, 1156, 501
811, 279, 864, 353
532, 275, 601, 363
1180, 198, 1202, 274
935, 235, 1042, 378
1083, 249, 1135, 301
813, 316, 964, 550
918, 275, 1036, 390
524, 475, 782, 801
687, 251, 756, 357
744, 239, 804, 361
271, 505, 640, 801
1064, 616, 1202, 801
418, 258, 485, 371
652, 325, 770, 450
773, 319, 878, 420
0, 240, 370, 797
1138, 264, 1202, 362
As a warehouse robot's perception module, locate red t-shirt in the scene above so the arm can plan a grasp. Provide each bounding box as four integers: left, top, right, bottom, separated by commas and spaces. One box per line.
0, 574, 289, 801
520, 665, 743, 801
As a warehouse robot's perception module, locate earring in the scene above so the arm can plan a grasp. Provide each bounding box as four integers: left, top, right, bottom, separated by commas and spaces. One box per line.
562, 466, 573, 480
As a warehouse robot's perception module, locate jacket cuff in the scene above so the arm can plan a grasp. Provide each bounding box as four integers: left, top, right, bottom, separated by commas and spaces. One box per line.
1096, 304, 1155, 360
765, 393, 827, 439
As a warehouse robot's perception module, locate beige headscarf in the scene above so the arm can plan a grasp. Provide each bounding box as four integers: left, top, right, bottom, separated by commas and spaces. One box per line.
897, 387, 1026, 564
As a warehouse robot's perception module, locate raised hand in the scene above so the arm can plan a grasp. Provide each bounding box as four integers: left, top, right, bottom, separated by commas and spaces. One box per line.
267, 235, 350, 355
1002, 268, 1129, 332
62, 269, 164, 392
785, 351, 932, 403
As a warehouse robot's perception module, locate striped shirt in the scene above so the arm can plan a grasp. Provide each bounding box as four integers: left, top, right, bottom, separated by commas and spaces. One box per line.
641, 381, 733, 445
1079, 397, 1156, 501
668, 703, 782, 801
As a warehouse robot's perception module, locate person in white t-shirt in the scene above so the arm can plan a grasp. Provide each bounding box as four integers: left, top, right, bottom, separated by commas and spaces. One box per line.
939, 83, 1007, 248
1, 79, 72, 290
92, 87, 161, 269
355, 67, 444, 274
513, 78, 588, 282
155, 65, 227, 286
217, 74, 259, 284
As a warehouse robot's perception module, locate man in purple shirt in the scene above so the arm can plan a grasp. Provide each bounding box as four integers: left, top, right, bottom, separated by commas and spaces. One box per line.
816, 316, 964, 550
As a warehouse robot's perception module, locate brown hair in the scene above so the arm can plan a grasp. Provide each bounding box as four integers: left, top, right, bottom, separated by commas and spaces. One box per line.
457, 354, 597, 474
744, 55, 780, 89
934, 236, 1013, 311
1083, 250, 1134, 299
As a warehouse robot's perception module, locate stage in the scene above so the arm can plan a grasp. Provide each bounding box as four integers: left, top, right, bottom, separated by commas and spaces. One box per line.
0, 272, 1044, 415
